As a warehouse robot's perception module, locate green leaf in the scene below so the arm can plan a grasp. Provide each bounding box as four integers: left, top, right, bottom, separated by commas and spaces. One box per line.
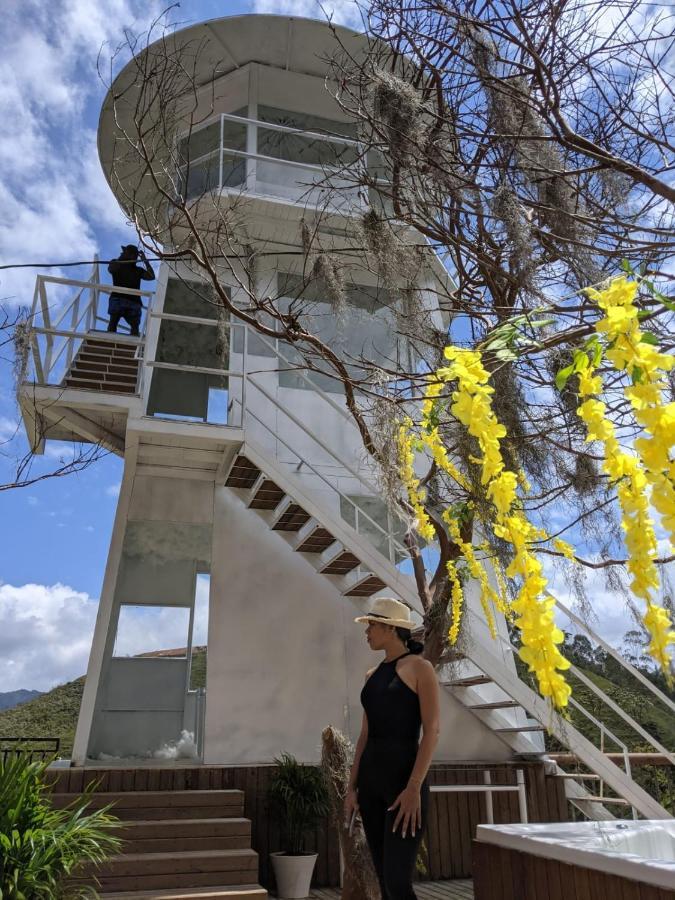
631, 366, 643, 384
572, 350, 589, 373
555, 364, 574, 391
640, 332, 659, 346
620, 259, 634, 275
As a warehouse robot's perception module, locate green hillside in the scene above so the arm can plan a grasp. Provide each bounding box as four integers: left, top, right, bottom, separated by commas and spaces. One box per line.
0, 650, 207, 759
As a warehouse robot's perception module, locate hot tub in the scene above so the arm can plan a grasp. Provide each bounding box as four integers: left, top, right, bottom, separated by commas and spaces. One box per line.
473, 820, 675, 898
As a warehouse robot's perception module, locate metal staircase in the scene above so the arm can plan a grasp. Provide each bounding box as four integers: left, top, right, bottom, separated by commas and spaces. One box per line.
222, 342, 675, 819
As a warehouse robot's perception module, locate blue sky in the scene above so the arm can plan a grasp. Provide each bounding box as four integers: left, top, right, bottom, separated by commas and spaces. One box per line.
0, 0, 653, 694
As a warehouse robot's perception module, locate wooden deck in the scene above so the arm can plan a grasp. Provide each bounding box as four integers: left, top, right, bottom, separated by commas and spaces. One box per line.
298, 881, 474, 899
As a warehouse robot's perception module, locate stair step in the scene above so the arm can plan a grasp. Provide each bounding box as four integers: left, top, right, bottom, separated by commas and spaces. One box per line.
92, 848, 258, 879
319, 549, 360, 574
495, 725, 546, 733
575, 795, 631, 805
99, 884, 267, 899
343, 574, 386, 597
52, 791, 245, 819
443, 675, 493, 687
469, 700, 521, 710
555, 773, 602, 780
63, 377, 136, 394
249, 478, 285, 510
121, 818, 252, 853
295, 525, 335, 553
71, 366, 137, 383
272, 503, 310, 532
225, 456, 261, 489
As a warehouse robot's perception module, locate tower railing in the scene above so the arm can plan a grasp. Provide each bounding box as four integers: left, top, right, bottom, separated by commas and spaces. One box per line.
26, 261, 154, 389
176, 111, 371, 212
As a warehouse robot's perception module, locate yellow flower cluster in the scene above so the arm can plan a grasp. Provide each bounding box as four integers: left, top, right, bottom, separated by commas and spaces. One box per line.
586, 277, 675, 547
446, 560, 464, 645
397, 419, 436, 543
443, 510, 498, 640
420, 346, 571, 707
580, 277, 675, 675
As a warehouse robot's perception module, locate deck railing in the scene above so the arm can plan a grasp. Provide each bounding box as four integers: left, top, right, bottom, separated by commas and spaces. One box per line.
1, 736, 61, 764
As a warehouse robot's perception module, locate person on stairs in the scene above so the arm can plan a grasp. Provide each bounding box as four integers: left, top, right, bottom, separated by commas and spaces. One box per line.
345, 597, 440, 900
107, 244, 155, 336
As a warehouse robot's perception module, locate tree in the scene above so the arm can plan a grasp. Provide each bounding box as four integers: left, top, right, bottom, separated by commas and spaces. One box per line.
98, 1, 674, 698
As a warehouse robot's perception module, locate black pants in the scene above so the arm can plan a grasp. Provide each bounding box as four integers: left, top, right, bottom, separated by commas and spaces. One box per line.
358, 741, 429, 900
108, 296, 142, 336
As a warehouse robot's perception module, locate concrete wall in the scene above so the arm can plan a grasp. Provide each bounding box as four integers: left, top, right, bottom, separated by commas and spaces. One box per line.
205, 486, 513, 764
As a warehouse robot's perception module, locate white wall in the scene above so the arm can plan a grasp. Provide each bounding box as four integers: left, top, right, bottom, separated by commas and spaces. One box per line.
205, 486, 513, 764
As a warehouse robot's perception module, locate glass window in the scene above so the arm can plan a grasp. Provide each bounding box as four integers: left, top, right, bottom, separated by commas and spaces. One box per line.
178, 121, 220, 162
276, 273, 400, 392
113, 605, 191, 658
257, 105, 359, 169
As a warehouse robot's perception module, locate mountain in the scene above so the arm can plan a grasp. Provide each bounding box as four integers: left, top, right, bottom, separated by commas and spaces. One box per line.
0, 689, 42, 711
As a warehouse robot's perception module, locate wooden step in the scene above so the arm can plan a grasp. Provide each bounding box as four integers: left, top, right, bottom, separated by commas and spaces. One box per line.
469, 700, 520, 710
52, 790, 245, 820
225, 456, 261, 489
555, 773, 602, 780
248, 479, 285, 510
71, 365, 137, 383
121, 818, 251, 853
495, 725, 546, 733
271, 503, 310, 532
63, 377, 137, 394
318, 547, 360, 575
92, 846, 258, 877
342, 573, 386, 597
575, 795, 630, 805
443, 675, 493, 687
99, 885, 267, 899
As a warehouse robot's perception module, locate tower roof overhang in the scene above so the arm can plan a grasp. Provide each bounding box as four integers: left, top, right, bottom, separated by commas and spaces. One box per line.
97, 14, 368, 212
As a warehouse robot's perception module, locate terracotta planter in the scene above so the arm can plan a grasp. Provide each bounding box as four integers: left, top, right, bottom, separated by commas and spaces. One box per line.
270, 851, 318, 899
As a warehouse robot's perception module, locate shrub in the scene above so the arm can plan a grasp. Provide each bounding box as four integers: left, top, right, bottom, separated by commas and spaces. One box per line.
0, 754, 121, 899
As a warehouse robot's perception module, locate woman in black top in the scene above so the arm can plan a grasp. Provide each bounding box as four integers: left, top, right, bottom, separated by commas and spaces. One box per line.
345, 597, 440, 899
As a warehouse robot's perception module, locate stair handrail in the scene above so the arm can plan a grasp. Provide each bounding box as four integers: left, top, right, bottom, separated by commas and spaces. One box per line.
555, 598, 675, 716
467, 608, 675, 767
243, 396, 408, 566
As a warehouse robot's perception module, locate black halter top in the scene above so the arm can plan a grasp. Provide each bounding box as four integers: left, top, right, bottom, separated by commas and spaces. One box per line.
360, 652, 422, 743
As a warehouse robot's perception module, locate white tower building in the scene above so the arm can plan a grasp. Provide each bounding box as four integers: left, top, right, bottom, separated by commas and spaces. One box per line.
18, 16, 672, 823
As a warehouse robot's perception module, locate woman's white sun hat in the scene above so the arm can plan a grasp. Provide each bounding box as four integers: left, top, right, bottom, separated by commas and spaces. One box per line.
354, 597, 414, 629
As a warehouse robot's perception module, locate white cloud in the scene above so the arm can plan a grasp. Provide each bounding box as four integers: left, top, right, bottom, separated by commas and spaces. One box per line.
0, 579, 207, 692
0, 582, 99, 691
27, 495, 39, 506
0, 416, 19, 443
252, 0, 362, 28
0, 0, 161, 306
105, 482, 121, 498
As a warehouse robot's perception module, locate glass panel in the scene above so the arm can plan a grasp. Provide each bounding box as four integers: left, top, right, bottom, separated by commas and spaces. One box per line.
155, 320, 223, 369
258, 128, 358, 168
221, 118, 247, 152
276, 274, 400, 392
113, 605, 191, 658
340, 495, 391, 559
221, 152, 246, 188
178, 121, 220, 162
163, 277, 223, 319
181, 152, 220, 199
258, 104, 358, 139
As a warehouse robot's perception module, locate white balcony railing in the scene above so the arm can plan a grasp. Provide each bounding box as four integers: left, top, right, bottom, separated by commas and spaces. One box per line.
176, 111, 370, 213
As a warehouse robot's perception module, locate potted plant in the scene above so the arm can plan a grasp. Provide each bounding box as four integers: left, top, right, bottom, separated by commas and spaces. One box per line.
268, 752, 330, 899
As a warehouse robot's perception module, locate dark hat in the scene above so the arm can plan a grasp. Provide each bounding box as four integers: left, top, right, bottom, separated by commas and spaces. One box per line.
121, 244, 139, 255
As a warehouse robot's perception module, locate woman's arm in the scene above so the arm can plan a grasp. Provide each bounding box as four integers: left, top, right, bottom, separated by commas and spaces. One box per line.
344, 712, 368, 820
407, 660, 440, 787
390, 659, 440, 837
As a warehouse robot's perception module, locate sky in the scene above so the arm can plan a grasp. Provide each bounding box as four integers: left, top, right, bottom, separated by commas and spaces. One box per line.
0, 0, 654, 695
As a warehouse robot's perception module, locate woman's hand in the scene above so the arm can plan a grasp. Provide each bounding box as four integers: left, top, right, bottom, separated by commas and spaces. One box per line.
389, 784, 422, 838
344, 788, 359, 828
